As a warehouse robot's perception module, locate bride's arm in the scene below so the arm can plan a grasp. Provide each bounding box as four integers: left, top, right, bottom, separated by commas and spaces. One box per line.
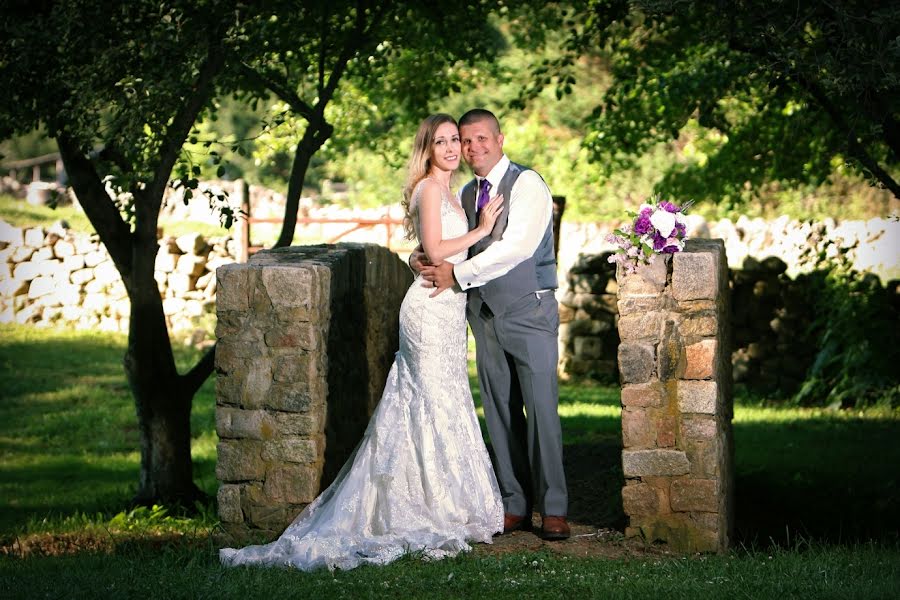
418, 180, 503, 264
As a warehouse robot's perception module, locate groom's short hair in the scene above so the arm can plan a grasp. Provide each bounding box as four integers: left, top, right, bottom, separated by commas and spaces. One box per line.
459, 109, 501, 134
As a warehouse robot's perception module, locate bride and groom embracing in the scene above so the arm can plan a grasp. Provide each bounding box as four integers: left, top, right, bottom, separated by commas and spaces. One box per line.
221, 109, 568, 571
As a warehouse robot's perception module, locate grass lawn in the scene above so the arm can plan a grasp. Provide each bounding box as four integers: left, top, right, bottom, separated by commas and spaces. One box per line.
0, 194, 233, 240
1, 323, 899, 598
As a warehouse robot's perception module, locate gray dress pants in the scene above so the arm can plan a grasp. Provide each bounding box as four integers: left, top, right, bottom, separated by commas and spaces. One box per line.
467, 291, 568, 517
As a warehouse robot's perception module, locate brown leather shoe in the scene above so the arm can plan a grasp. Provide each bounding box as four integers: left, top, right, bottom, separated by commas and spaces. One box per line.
541, 515, 570, 540
503, 513, 533, 534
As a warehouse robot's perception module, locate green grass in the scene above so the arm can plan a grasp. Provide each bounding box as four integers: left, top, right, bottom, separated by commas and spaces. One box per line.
0, 324, 217, 533
2, 542, 898, 599
0, 194, 233, 239
1, 323, 899, 598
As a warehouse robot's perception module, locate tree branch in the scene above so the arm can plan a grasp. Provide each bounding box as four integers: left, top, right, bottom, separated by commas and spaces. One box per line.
238, 62, 314, 120
147, 43, 227, 210
56, 135, 134, 279
181, 343, 217, 397
799, 76, 900, 198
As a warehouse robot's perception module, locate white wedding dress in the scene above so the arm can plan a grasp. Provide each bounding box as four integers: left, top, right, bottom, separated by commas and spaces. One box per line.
220, 181, 503, 571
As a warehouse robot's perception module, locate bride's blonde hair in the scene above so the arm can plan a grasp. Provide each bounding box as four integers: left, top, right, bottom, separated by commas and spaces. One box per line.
401, 113, 457, 240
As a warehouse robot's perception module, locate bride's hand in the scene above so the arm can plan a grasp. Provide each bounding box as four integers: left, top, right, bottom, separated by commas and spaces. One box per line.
477, 193, 504, 236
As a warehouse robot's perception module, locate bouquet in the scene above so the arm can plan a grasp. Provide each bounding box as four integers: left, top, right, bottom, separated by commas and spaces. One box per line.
606, 195, 693, 274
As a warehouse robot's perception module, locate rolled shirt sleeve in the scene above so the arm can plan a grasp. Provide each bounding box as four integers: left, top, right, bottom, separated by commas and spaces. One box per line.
454, 168, 553, 289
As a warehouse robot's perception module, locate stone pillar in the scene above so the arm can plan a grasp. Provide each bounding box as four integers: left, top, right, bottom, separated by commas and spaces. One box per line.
214, 243, 412, 541
616, 239, 733, 553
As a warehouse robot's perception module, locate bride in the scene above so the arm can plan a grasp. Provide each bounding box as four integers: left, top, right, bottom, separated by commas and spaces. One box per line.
220, 114, 505, 571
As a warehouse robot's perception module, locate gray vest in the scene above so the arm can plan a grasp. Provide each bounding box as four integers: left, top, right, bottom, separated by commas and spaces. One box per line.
461, 161, 558, 314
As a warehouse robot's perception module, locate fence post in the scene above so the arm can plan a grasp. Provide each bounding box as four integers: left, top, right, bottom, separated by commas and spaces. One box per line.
235, 179, 250, 263
552, 195, 566, 259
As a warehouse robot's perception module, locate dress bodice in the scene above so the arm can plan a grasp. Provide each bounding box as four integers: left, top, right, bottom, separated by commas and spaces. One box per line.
411, 179, 469, 265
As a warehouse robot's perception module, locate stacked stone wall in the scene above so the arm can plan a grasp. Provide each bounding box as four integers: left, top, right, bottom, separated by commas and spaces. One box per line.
214, 244, 411, 541
617, 239, 734, 553
0, 218, 236, 336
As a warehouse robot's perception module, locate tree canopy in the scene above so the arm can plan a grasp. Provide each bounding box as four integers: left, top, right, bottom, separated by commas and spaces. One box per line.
515, 0, 900, 204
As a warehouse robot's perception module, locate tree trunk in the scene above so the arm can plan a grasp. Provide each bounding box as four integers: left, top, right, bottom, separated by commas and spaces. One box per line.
274, 112, 334, 248
126, 198, 204, 507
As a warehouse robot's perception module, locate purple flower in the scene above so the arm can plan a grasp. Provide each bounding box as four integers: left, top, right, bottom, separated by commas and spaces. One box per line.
659, 201, 680, 213
633, 213, 652, 235
652, 232, 667, 251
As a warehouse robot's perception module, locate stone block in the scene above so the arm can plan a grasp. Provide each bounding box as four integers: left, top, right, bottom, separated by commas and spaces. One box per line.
618, 312, 662, 342
682, 416, 716, 441
622, 483, 660, 516
267, 382, 316, 413
671, 478, 718, 512
33, 247, 53, 261
573, 336, 603, 359
84, 249, 107, 268
272, 354, 315, 383
677, 381, 718, 414
558, 303, 575, 323
263, 463, 321, 504
167, 272, 196, 294
216, 408, 275, 440
675, 312, 718, 339
657, 320, 684, 381
62, 254, 85, 272
27, 276, 55, 299
53, 240, 75, 258
690, 510, 720, 530
262, 437, 320, 464
656, 416, 676, 448
93, 261, 120, 285
617, 294, 667, 315
0, 278, 28, 297
617, 343, 656, 384
216, 264, 250, 311
684, 339, 717, 379
617, 255, 669, 296
622, 449, 690, 477
621, 382, 665, 408
241, 359, 274, 408
216, 441, 266, 481
13, 261, 40, 282
246, 504, 287, 531
265, 322, 318, 350
175, 232, 208, 255
261, 265, 316, 309
24, 227, 44, 248
155, 251, 178, 273
0, 222, 25, 247
622, 408, 656, 448
218, 485, 244, 523
176, 253, 207, 277
273, 412, 321, 436
672, 243, 721, 301
11, 246, 34, 263
162, 297, 186, 316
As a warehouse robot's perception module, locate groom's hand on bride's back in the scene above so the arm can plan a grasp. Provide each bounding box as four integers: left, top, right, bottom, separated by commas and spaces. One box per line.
420, 262, 455, 298
408, 246, 432, 273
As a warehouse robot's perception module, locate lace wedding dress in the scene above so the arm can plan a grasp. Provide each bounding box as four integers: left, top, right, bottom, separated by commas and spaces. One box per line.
220, 181, 503, 571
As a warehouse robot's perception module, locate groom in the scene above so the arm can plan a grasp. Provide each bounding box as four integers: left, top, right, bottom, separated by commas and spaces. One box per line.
419, 108, 569, 540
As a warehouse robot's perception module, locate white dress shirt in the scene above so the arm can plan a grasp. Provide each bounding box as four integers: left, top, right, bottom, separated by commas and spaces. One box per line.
454, 155, 554, 289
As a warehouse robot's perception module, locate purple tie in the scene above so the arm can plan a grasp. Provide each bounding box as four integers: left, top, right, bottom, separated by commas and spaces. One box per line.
477, 178, 492, 211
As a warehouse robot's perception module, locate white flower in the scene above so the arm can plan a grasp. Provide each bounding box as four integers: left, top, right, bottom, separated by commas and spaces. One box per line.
650, 209, 676, 238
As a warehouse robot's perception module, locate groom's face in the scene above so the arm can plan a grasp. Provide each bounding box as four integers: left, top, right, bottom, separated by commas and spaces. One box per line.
460, 119, 504, 177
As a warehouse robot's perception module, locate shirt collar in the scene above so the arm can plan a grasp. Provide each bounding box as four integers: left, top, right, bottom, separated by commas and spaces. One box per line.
477, 154, 510, 189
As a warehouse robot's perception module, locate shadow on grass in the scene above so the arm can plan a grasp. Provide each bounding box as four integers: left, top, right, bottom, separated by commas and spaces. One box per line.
733, 416, 900, 547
